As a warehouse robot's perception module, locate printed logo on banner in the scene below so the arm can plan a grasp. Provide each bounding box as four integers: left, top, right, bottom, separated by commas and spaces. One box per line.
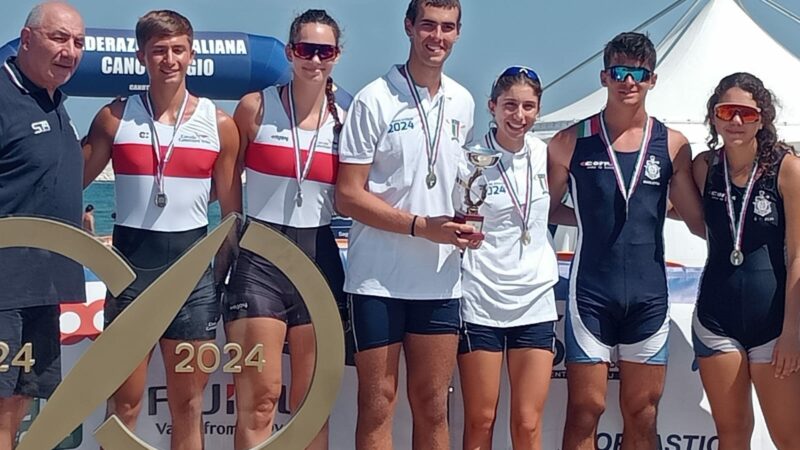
16, 400, 82, 449
0, 216, 343, 450
595, 431, 719, 450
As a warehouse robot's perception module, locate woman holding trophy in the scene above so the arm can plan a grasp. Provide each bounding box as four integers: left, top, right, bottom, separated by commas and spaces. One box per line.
455, 66, 559, 449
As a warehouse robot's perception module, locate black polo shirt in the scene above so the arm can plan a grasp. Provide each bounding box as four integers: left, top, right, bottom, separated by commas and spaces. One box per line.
0, 57, 85, 310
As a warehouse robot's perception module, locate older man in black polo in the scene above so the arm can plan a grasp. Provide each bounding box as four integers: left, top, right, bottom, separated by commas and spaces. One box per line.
0, 2, 85, 447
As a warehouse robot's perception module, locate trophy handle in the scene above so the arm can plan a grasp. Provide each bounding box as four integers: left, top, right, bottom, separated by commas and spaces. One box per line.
464, 170, 487, 214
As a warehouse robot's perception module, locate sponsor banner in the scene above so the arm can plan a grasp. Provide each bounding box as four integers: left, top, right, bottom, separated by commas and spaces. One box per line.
49, 264, 776, 449
0, 29, 291, 100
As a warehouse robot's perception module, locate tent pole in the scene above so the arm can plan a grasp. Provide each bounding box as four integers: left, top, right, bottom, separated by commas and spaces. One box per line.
543, 0, 690, 92
656, 0, 708, 65
659, 0, 704, 49
760, 0, 800, 24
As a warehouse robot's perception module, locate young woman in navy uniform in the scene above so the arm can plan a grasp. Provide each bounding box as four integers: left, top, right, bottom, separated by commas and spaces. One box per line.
692, 72, 800, 449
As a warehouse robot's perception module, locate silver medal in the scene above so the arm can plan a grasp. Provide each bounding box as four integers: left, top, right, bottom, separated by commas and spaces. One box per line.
721, 150, 759, 270
295, 191, 303, 207
521, 230, 531, 245
155, 193, 168, 208
426, 172, 437, 189
730, 249, 744, 266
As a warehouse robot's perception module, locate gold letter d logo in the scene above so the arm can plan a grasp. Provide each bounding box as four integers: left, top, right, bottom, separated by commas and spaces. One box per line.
0, 215, 344, 450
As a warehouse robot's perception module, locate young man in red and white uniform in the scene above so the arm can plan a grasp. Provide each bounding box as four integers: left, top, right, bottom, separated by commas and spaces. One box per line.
82, 10, 240, 450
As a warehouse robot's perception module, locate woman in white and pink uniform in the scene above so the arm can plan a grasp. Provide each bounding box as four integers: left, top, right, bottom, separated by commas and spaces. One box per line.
224, 9, 348, 450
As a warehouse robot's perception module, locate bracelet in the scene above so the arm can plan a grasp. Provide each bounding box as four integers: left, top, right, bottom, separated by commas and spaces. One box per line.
410, 215, 418, 236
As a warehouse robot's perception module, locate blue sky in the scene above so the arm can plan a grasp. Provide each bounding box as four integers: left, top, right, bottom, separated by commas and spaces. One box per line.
1, 0, 798, 136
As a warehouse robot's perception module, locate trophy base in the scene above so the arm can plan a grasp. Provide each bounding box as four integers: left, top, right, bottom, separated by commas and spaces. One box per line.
454, 212, 485, 240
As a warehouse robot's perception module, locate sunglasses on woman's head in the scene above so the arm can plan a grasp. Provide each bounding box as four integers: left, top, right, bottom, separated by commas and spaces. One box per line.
714, 103, 761, 123
291, 42, 339, 61
492, 66, 541, 90
606, 65, 653, 83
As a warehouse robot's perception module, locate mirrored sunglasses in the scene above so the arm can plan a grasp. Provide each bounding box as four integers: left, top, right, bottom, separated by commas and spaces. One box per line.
606, 65, 653, 83
714, 103, 761, 123
291, 42, 339, 61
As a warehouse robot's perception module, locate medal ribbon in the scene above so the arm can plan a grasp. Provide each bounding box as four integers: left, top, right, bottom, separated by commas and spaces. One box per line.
402, 63, 445, 179
288, 81, 326, 194
142, 91, 190, 197
598, 111, 653, 216
486, 132, 533, 236
722, 149, 760, 257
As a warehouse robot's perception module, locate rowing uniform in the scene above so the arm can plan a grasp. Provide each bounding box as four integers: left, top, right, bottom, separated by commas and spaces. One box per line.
565, 113, 672, 364
457, 131, 558, 353
223, 84, 349, 326
693, 149, 788, 362
339, 64, 474, 352
106, 95, 221, 340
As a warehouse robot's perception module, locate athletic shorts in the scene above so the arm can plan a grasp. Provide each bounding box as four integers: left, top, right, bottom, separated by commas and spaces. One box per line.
348, 294, 461, 353
459, 321, 557, 354
105, 225, 220, 341
0, 306, 61, 398
565, 295, 670, 365
692, 310, 775, 364
223, 220, 345, 327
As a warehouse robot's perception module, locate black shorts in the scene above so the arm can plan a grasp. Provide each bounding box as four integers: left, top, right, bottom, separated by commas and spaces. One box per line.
104, 225, 220, 341
223, 219, 345, 327
349, 294, 461, 353
459, 321, 556, 354
0, 306, 61, 398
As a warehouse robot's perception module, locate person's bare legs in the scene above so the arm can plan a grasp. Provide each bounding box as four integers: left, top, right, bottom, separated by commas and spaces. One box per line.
750, 363, 800, 449
698, 351, 754, 450
0, 395, 30, 450
405, 332, 459, 450
562, 362, 609, 450
287, 323, 329, 450
353, 343, 401, 450
458, 350, 503, 449
618, 361, 666, 450
226, 317, 287, 450
161, 338, 214, 450
507, 348, 553, 450
105, 352, 153, 443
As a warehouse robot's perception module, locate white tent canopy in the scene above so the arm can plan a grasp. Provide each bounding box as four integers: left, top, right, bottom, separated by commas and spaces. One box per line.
537, 0, 800, 266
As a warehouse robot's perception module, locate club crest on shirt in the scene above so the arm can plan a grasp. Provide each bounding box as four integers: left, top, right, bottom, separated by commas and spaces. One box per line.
753, 190, 772, 217
643, 155, 661, 185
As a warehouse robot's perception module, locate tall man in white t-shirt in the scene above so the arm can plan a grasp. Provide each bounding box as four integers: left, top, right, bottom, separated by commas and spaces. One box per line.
335, 1, 476, 448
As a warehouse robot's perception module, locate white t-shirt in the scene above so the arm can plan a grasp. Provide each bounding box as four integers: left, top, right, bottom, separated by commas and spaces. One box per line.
456, 131, 558, 327
339, 65, 475, 299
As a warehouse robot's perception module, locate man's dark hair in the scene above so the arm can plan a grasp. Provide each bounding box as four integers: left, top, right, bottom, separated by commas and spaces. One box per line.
603, 32, 656, 70
405, 0, 462, 26
85, 204, 94, 213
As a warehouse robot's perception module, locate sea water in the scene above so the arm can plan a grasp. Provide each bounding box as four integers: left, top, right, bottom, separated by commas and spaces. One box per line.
84, 181, 350, 239
83, 182, 223, 236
